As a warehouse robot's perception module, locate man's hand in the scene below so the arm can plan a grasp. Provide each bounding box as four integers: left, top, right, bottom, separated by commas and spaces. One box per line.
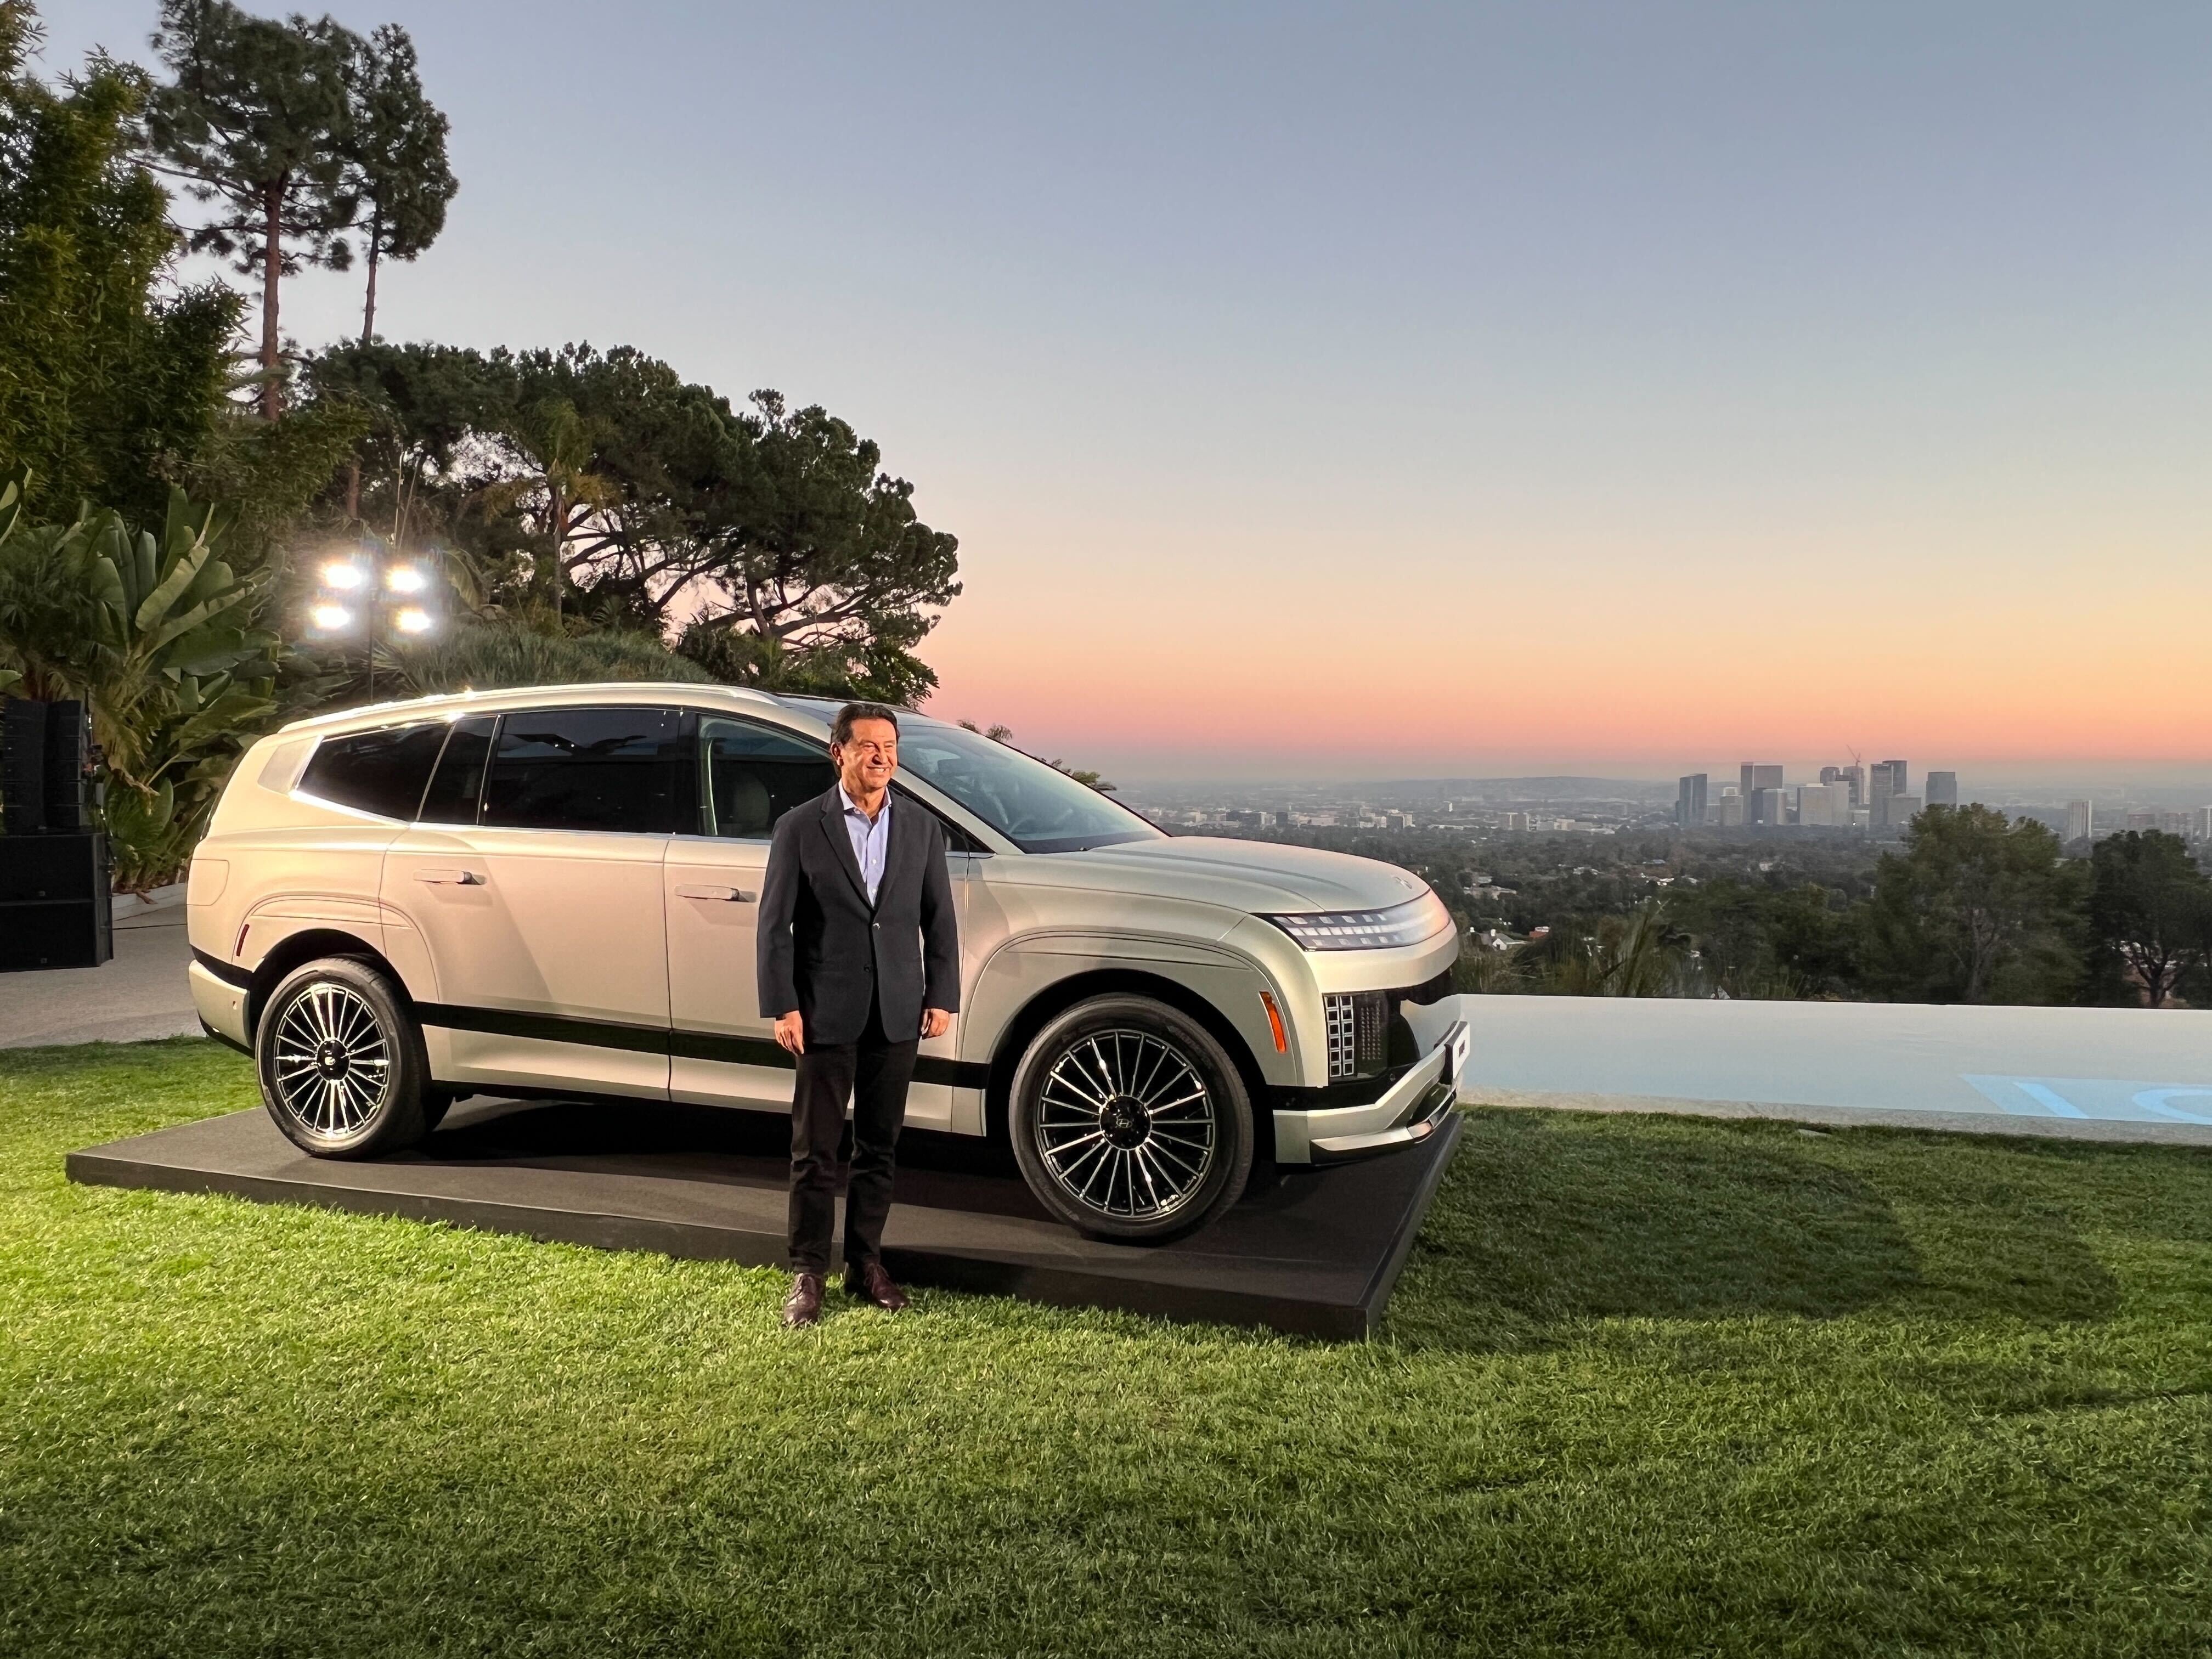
921, 1008, 953, 1041
773, 1011, 805, 1054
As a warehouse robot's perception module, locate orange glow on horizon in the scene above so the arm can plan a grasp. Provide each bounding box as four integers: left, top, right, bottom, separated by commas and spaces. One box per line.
915, 506, 2212, 780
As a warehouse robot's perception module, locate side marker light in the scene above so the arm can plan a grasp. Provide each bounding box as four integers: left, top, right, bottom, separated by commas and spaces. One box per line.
1259, 990, 1288, 1054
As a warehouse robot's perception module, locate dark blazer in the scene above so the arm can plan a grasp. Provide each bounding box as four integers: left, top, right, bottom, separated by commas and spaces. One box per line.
757, 786, 961, 1046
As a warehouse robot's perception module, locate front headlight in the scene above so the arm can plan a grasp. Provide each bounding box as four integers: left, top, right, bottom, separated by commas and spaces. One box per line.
1259, 893, 1448, 951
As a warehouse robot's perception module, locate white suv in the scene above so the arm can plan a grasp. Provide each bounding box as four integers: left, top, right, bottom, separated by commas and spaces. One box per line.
186, 684, 1468, 1240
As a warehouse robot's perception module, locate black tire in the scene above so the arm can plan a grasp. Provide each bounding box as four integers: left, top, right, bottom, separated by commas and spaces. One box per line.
1009, 995, 1254, 1242
255, 957, 433, 1159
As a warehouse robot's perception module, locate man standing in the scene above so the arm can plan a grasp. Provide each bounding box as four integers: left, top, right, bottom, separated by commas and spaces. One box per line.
758, 702, 960, 1329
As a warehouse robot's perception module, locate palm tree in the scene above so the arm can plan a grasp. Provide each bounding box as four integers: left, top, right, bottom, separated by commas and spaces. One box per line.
1520, 901, 1694, 997
1607, 901, 1696, 997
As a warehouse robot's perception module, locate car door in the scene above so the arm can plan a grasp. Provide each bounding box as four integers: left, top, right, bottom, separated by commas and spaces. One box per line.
665, 715, 834, 1110
664, 715, 971, 1128
381, 706, 682, 1100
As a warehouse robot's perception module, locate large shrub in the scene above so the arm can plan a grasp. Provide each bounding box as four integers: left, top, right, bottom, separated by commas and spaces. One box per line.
0, 3, 238, 522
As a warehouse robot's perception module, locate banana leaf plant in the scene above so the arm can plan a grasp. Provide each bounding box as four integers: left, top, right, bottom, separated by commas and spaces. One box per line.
0, 469, 288, 888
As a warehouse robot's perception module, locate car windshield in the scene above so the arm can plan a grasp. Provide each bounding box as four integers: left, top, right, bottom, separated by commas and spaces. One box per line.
781, 700, 1161, 853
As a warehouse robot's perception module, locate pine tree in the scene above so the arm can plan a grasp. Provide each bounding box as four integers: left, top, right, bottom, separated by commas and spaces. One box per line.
341, 24, 454, 346
144, 1, 359, 419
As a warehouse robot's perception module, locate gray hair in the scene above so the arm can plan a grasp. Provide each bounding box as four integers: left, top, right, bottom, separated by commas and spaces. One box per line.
832, 702, 900, 746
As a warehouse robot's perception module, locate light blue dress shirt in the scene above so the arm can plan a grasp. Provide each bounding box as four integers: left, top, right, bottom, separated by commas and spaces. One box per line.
837, 784, 891, 906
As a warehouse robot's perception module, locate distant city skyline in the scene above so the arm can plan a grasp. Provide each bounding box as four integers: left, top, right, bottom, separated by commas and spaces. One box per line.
1107, 758, 2212, 799
1123, 771, 2212, 848
42, 3, 2212, 781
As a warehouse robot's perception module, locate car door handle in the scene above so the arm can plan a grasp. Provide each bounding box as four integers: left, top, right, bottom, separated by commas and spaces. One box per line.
416, 868, 486, 885
675, 884, 755, 902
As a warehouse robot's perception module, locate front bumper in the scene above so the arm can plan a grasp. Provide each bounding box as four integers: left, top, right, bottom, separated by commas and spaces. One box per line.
1271, 1014, 1469, 1165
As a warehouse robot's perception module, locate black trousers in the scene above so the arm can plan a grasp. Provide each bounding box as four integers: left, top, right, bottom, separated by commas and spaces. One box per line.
788, 999, 918, 1277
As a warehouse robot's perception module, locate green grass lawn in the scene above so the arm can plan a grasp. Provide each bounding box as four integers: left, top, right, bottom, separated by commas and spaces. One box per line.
3, 1041, 2209, 1657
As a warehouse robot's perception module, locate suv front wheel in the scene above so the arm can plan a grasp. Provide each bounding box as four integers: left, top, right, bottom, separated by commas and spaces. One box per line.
255, 957, 434, 1159
1009, 995, 1254, 1242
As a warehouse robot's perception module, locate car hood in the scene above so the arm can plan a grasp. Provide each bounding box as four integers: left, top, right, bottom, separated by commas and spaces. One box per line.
1012, 836, 1432, 913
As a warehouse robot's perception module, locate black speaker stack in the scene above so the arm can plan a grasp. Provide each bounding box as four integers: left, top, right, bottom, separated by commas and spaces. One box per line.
1, 697, 114, 972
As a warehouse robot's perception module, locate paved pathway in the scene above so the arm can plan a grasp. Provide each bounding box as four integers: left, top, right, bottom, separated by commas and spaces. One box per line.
1454, 994, 2212, 1147
0, 912, 199, 1048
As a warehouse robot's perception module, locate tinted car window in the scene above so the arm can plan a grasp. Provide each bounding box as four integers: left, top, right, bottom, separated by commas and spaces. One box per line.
698, 718, 834, 838
481, 708, 682, 834
417, 715, 495, 825
297, 722, 447, 821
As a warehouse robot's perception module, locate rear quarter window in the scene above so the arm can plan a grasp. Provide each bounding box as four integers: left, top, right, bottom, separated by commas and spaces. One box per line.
419, 715, 495, 824
481, 707, 684, 834
296, 723, 449, 820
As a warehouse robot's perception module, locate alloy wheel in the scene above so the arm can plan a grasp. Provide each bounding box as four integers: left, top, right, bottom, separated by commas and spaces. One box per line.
270, 980, 393, 1139
1035, 1028, 1218, 1221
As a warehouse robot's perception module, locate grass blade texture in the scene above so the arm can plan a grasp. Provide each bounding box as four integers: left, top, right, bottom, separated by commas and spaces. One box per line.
2, 1039, 2208, 1656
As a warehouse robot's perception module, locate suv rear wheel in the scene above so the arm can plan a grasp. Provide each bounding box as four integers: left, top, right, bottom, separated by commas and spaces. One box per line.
255, 957, 433, 1159
1009, 995, 1254, 1242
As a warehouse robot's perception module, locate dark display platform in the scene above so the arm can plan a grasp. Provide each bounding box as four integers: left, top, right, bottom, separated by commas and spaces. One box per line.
67, 1097, 1462, 1339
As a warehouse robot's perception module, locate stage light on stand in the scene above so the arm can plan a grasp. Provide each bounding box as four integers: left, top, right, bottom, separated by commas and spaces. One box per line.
299, 537, 447, 698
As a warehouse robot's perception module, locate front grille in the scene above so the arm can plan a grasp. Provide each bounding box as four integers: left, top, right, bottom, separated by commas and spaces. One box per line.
1323, 991, 1391, 1080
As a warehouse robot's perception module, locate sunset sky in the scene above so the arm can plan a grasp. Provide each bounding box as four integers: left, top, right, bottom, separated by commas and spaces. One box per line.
50, 3, 2212, 786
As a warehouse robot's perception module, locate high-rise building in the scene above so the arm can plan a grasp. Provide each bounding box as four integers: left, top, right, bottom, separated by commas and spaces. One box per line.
1676, 773, 1708, 827
1869, 759, 1908, 825
1741, 768, 1784, 823
2195, 806, 2212, 843
1887, 793, 1923, 827
1754, 786, 1791, 826
1717, 789, 1746, 828
1740, 763, 1784, 800
1841, 764, 1864, 806
1798, 782, 1850, 826
2066, 800, 2094, 843
1926, 771, 1958, 808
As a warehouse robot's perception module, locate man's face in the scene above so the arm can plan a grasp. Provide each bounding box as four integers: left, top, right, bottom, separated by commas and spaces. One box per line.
833, 718, 898, 798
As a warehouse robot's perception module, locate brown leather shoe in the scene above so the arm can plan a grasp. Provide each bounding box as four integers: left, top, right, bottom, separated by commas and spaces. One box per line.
844, 1260, 909, 1312
782, 1272, 825, 1329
